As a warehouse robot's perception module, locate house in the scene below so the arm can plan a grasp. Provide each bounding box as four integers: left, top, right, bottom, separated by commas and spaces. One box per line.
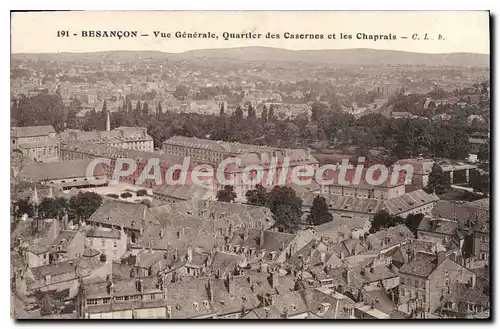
312, 215, 371, 244
432, 200, 489, 267
398, 251, 476, 316
300, 189, 438, 220
11, 125, 59, 162
227, 228, 317, 264
437, 282, 489, 318
15, 218, 61, 268
85, 227, 128, 262
49, 230, 86, 263
76, 275, 167, 319
84, 199, 158, 244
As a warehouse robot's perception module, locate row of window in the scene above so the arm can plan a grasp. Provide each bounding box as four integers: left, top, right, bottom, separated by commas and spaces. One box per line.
401, 277, 426, 289
88, 239, 118, 248
400, 287, 427, 302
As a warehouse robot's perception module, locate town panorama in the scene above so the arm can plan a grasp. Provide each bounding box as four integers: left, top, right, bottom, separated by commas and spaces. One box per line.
10, 47, 490, 319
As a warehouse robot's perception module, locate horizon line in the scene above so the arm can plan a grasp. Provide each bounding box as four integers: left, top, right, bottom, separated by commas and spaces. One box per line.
10, 46, 490, 56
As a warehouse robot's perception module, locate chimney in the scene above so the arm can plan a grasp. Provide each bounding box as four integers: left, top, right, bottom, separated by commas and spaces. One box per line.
160, 228, 164, 239
167, 306, 172, 319
320, 252, 326, 265
244, 226, 249, 241
187, 247, 193, 263
259, 229, 264, 247
106, 110, 111, 132
227, 274, 235, 294
343, 268, 351, 286
136, 279, 144, 292
106, 275, 114, 295
207, 278, 214, 302
270, 270, 278, 289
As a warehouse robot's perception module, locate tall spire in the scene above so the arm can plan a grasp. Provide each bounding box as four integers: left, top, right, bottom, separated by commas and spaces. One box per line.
47, 185, 54, 199
106, 110, 111, 132
30, 185, 39, 205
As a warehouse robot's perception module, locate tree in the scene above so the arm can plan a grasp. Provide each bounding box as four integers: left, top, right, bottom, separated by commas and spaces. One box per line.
470, 170, 489, 195
173, 85, 189, 100
127, 100, 133, 114
267, 186, 302, 233
142, 102, 149, 118
426, 163, 451, 195
140, 199, 153, 208
39, 294, 57, 316
120, 192, 133, 199
156, 102, 162, 118
135, 101, 142, 116
216, 185, 237, 203
268, 105, 277, 121
245, 184, 268, 206
261, 105, 268, 123
308, 196, 333, 225
370, 211, 404, 233
136, 189, 148, 197
220, 103, 225, 116
247, 104, 256, 120
68, 192, 103, 223
234, 106, 244, 121
405, 213, 424, 236
13, 197, 34, 218
478, 141, 490, 164
274, 203, 301, 234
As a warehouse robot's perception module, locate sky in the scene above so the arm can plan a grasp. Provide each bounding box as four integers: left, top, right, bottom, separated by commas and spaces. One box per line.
11, 11, 490, 54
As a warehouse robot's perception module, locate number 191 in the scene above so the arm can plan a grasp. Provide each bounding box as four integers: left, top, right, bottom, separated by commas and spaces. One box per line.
57, 30, 70, 37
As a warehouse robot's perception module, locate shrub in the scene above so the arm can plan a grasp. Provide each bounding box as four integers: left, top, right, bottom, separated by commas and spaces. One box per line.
106, 193, 119, 199
136, 189, 148, 197
121, 192, 133, 198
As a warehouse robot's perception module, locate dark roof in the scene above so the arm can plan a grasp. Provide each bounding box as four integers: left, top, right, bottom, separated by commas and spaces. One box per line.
418, 217, 459, 236
230, 228, 296, 253
29, 260, 78, 280
432, 200, 489, 233
399, 253, 438, 278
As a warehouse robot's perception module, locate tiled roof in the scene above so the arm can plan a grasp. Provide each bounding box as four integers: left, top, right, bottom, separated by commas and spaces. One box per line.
85, 198, 154, 231
230, 228, 296, 253
432, 200, 489, 233
29, 259, 78, 280
19, 159, 106, 182
50, 230, 78, 252
209, 251, 245, 278
365, 225, 414, 251
60, 142, 190, 167
418, 217, 459, 236
59, 126, 153, 144
11, 125, 55, 138
399, 252, 438, 278
153, 184, 213, 201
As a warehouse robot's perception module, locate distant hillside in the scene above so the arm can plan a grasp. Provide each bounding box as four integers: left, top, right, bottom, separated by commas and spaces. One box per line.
12, 47, 490, 67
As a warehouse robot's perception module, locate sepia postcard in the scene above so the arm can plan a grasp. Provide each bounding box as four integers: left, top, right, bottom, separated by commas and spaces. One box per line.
10, 11, 491, 320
